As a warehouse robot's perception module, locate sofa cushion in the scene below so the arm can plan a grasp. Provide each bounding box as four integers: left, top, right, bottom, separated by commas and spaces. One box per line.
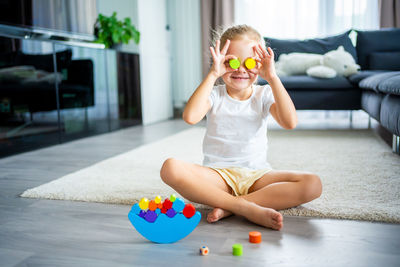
348, 70, 387, 85
369, 52, 400, 70
287, 89, 361, 110
380, 94, 400, 136
258, 75, 355, 89
361, 91, 384, 121
356, 28, 400, 70
265, 31, 357, 62
378, 75, 400, 96
358, 71, 400, 93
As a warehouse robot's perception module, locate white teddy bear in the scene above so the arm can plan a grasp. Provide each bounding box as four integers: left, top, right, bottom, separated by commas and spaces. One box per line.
275, 46, 360, 78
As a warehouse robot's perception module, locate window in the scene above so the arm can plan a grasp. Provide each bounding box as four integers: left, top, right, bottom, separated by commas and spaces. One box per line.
235, 0, 379, 39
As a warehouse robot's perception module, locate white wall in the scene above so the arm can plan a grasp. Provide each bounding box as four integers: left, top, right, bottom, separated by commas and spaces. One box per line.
136, 0, 173, 125
167, 0, 202, 109
97, 0, 173, 125
97, 0, 203, 124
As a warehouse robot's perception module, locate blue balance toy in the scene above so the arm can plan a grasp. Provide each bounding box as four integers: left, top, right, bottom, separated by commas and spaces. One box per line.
128, 195, 201, 243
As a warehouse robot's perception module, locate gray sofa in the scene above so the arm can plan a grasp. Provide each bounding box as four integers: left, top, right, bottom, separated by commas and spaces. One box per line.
258, 28, 400, 153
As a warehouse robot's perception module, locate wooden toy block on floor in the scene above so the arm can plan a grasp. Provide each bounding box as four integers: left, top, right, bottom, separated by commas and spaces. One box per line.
249, 231, 262, 243
232, 243, 243, 256
199, 246, 209, 255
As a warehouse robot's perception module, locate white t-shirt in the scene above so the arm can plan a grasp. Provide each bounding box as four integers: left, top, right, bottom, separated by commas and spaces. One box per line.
203, 84, 275, 170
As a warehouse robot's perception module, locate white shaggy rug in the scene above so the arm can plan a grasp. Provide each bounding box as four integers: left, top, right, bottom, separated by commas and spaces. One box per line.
21, 127, 400, 223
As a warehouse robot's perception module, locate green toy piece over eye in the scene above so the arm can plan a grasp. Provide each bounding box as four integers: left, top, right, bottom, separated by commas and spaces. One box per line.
229, 58, 241, 69
229, 58, 256, 70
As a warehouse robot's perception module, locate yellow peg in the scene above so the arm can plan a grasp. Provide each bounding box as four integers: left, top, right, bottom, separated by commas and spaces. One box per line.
154, 195, 162, 204
245, 58, 256, 70
139, 197, 149, 210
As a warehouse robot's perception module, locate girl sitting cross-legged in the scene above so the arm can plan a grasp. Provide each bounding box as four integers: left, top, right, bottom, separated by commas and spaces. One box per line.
160, 25, 322, 230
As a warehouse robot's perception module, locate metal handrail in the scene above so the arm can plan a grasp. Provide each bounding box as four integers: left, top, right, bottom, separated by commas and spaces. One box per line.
0, 23, 105, 49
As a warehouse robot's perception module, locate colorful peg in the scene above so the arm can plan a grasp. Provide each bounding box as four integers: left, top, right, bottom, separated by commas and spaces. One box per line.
232, 243, 243, 256
138, 210, 146, 218
166, 208, 177, 218
154, 195, 162, 204
249, 231, 262, 243
229, 58, 241, 69
144, 210, 157, 223
139, 198, 149, 210
245, 58, 256, 69
182, 203, 196, 218
148, 200, 157, 211
170, 194, 177, 202
172, 198, 185, 213
161, 207, 168, 214
163, 198, 173, 209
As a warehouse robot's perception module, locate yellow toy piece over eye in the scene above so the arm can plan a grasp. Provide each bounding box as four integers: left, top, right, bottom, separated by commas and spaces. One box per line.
229, 58, 241, 69
244, 58, 256, 70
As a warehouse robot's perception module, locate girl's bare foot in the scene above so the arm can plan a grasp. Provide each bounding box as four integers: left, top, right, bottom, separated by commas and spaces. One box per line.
207, 204, 283, 231
245, 203, 283, 230
207, 208, 233, 223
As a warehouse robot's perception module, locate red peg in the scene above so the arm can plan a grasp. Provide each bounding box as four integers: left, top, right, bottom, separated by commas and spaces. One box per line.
182, 203, 196, 218
163, 198, 173, 209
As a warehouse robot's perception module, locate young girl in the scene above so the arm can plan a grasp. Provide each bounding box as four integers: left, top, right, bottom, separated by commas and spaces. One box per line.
160, 25, 322, 230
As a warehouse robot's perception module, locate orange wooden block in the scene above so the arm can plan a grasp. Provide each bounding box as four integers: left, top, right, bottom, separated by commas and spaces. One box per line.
148, 200, 157, 211
249, 231, 262, 243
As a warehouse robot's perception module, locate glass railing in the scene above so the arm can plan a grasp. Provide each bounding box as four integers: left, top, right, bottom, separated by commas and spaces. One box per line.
0, 25, 142, 158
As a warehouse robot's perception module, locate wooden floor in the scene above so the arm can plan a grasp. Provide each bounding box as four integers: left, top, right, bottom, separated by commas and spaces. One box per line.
1, 117, 399, 266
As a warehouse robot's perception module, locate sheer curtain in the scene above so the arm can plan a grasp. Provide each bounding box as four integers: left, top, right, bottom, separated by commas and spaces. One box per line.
31, 0, 97, 35
22, 0, 97, 54
201, 0, 235, 77
379, 0, 400, 27
235, 0, 379, 39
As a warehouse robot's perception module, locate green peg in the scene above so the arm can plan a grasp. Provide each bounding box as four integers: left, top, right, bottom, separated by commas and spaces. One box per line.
229, 58, 241, 69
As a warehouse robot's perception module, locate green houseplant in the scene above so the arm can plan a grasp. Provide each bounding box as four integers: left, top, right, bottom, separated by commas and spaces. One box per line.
94, 12, 140, 48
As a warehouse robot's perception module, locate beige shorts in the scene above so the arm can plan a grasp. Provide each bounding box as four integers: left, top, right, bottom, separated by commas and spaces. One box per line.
210, 167, 272, 196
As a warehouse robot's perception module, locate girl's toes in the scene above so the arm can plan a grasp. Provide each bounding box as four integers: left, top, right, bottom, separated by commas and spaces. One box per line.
272, 212, 283, 230
274, 212, 283, 222
273, 219, 283, 230
207, 213, 216, 223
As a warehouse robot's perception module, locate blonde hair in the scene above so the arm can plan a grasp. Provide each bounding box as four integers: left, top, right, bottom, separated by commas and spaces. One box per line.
213, 24, 266, 50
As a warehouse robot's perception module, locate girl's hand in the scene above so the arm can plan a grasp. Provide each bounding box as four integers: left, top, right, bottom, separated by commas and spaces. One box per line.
250, 45, 278, 83
209, 39, 235, 78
